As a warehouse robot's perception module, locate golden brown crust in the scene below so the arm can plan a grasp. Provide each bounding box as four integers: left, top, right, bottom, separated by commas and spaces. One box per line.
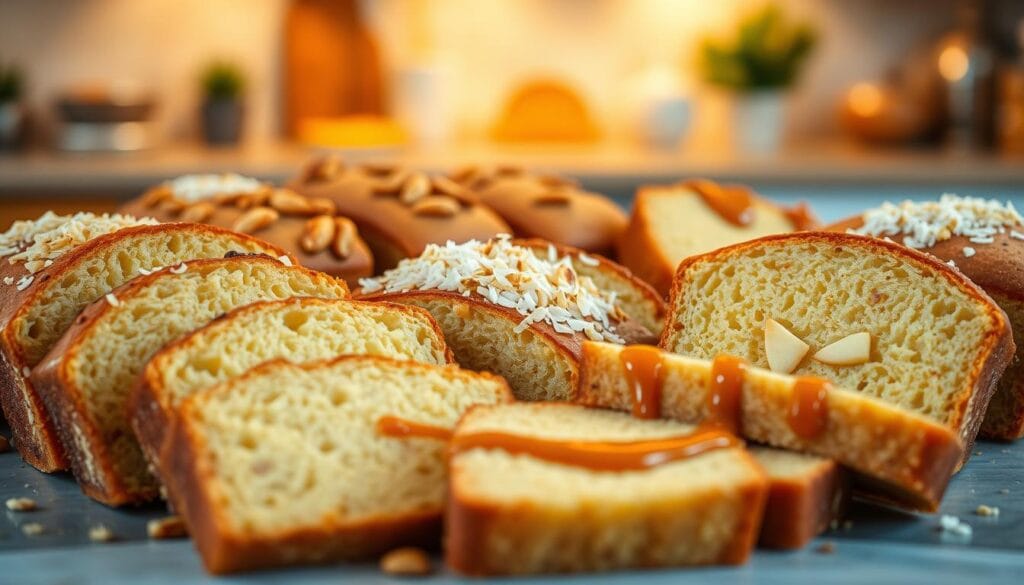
120, 193, 373, 286
755, 455, 849, 549
444, 402, 768, 576
288, 161, 512, 272
454, 169, 627, 256
164, 355, 512, 574
828, 216, 1024, 440
617, 183, 817, 296
515, 237, 667, 331
577, 341, 964, 512
662, 231, 1014, 463
128, 297, 456, 470
31, 256, 347, 506
0, 223, 289, 473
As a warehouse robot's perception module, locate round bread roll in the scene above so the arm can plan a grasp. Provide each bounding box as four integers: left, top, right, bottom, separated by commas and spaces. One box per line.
826, 196, 1024, 441
288, 157, 512, 272
450, 165, 627, 257
121, 174, 373, 286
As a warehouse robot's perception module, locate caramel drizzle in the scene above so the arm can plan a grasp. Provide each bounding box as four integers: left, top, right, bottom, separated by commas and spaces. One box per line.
687, 180, 755, 227
376, 415, 453, 441
708, 355, 746, 435
449, 426, 740, 472
620, 345, 664, 419
788, 377, 831, 439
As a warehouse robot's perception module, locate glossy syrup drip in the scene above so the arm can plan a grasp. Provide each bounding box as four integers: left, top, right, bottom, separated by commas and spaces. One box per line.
376, 415, 453, 441
620, 345, 664, 419
788, 377, 831, 439
449, 426, 740, 472
688, 180, 755, 227
708, 355, 746, 435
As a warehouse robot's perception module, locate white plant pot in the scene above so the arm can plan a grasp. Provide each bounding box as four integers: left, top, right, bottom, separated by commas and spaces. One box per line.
730, 90, 787, 154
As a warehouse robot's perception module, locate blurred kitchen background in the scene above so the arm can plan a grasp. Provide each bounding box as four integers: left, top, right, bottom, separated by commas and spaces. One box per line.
1, 0, 1023, 227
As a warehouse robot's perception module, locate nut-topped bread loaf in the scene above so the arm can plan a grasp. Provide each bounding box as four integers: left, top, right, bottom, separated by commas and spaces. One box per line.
617, 180, 816, 295
658, 232, 1012, 466
289, 157, 511, 271
517, 238, 666, 334
0, 212, 289, 472
161, 356, 511, 574
578, 341, 962, 511
450, 166, 627, 256
446, 402, 768, 576
828, 195, 1024, 440
359, 235, 654, 401
129, 297, 453, 468
31, 256, 349, 506
120, 173, 373, 286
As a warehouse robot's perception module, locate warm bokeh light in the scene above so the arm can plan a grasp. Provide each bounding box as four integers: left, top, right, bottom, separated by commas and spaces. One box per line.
938, 45, 969, 82
847, 82, 884, 117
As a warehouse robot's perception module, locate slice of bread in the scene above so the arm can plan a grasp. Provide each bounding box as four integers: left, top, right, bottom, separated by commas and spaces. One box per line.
661, 232, 1012, 462
161, 356, 511, 574
750, 447, 847, 549
517, 238, 666, 334
617, 181, 814, 295
31, 256, 349, 506
446, 402, 768, 576
0, 220, 288, 472
130, 297, 453, 468
827, 195, 1024, 440
578, 341, 962, 511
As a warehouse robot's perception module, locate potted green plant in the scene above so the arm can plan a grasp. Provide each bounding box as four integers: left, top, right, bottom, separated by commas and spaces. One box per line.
0, 63, 25, 150
697, 5, 816, 153
200, 61, 246, 146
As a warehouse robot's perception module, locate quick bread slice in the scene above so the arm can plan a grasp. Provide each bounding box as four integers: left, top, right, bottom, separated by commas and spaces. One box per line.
31, 256, 348, 506
750, 447, 848, 549
161, 356, 511, 574
446, 402, 768, 576
517, 238, 667, 334
661, 232, 1012, 461
0, 215, 288, 472
577, 341, 962, 511
617, 181, 815, 295
358, 235, 654, 401
130, 297, 453, 467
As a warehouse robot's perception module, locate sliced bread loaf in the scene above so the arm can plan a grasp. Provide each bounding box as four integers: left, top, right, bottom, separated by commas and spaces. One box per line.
660, 232, 1012, 461
130, 297, 453, 468
446, 402, 768, 576
750, 447, 847, 549
31, 256, 348, 506
0, 213, 288, 472
359, 235, 653, 401
578, 341, 962, 511
518, 238, 666, 334
162, 356, 511, 574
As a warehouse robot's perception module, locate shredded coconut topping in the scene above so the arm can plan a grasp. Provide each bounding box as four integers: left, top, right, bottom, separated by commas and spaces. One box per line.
359, 235, 627, 343
169, 263, 188, 274
850, 194, 1023, 249
0, 211, 158, 275
166, 173, 265, 203
105, 293, 120, 307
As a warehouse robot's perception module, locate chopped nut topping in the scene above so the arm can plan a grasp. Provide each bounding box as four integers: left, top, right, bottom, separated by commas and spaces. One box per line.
180, 202, 215, 223
232, 206, 279, 234
332, 217, 357, 260
301, 215, 336, 254
534, 190, 573, 206
400, 172, 432, 205
411, 196, 461, 218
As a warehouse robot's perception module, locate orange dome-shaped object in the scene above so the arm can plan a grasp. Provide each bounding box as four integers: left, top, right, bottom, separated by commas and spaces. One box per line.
491, 79, 600, 143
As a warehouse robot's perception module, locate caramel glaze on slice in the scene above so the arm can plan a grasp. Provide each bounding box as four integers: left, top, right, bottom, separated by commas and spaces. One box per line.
709, 355, 746, 435
620, 344, 664, 419
377, 414, 740, 472
687, 179, 755, 227
788, 377, 831, 439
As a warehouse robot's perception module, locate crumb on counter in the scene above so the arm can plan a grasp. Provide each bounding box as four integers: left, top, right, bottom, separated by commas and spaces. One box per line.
975, 505, 1000, 517
88, 524, 116, 543
938, 515, 972, 540
21, 522, 45, 536
6, 497, 38, 512
147, 516, 188, 539
380, 547, 432, 576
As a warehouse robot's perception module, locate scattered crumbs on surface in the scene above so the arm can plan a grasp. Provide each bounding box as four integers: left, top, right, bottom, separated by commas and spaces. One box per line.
998, 488, 1010, 495
938, 515, 972, 540
0, 435, 9, 453
5, 497, 38, 512
380, 547, 433, 577
974, 451, 983, 456
147, 516, 188, 539
962, 246, 976, 257
21, 522, 44, 536
975, 505, 1000, 517
815, 542, 836, 554
88, 524, 116, 543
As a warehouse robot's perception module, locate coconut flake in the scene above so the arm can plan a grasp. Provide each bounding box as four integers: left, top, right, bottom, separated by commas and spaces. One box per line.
850, 194, 1023, 249
360, 235, 626, 343
105, 293, 120, 307
165, 174, 265, 203
169, 263, 188, 274
277, 255, 293, 267
963, 247, 976, 258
